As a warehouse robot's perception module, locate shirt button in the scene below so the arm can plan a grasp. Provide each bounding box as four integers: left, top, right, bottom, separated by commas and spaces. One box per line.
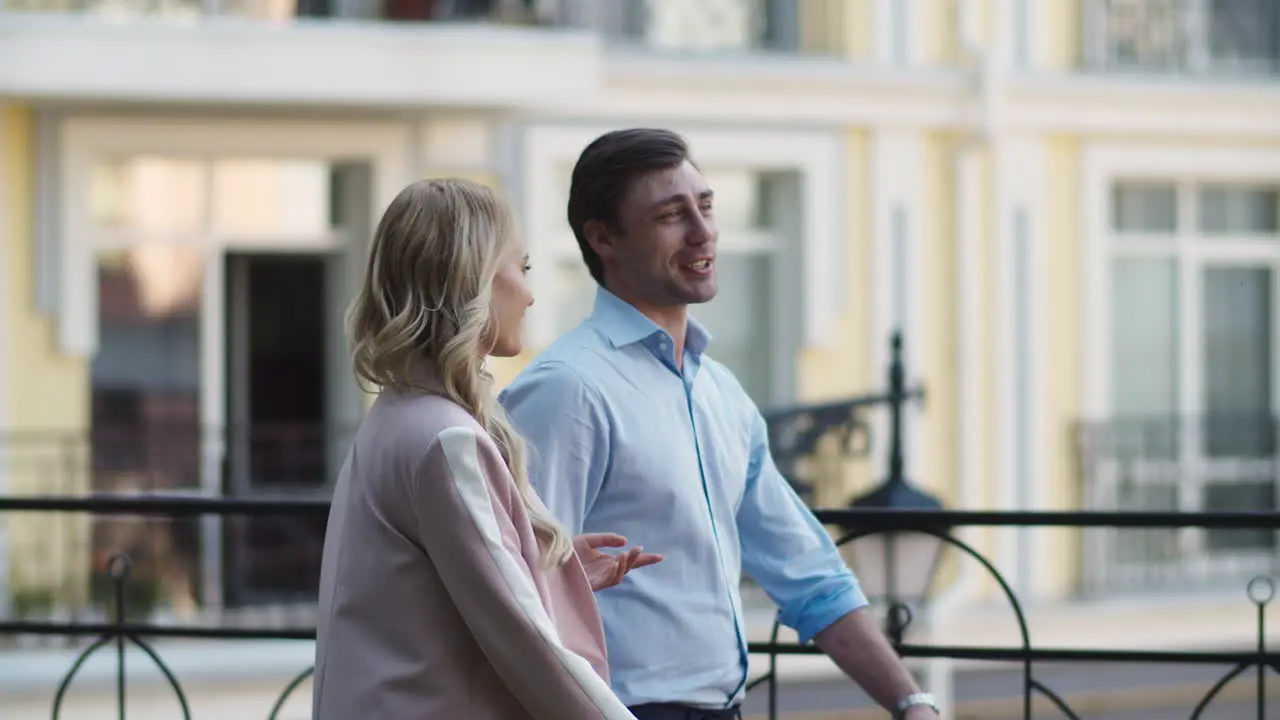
659, 342, 668, 351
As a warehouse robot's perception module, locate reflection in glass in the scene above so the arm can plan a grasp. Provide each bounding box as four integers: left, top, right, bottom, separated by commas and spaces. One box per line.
91, 157, 207, 236
91, 246, 206, 619
1111, 182, 1177, 233
1198, 185, 1280, 234
1110, 259, 1179, 415
694, 253, 775, 405
212, 159, 333, 237
1202, 266, 1272, 457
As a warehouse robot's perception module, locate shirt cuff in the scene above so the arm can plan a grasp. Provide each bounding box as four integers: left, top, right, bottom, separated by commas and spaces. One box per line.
786, 581, 870, 645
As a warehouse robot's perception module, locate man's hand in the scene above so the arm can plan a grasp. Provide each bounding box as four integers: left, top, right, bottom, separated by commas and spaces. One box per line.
574, 533, 663, 592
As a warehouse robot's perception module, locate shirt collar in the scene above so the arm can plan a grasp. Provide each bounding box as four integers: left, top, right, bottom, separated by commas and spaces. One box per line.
590, 286, 712, 357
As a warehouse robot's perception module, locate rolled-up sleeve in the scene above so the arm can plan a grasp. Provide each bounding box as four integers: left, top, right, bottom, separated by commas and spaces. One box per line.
499, 362, 610, 535
736, 412, 869, 644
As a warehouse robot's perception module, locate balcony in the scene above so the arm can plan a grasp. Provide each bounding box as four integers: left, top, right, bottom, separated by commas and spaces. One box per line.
0, 0, 814, 103
1084, 0, 1280, 78
1076, 416, 1280, 597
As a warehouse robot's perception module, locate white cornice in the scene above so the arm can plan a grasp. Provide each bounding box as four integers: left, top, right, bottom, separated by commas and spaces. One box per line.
0, 14, 603, 107
1, 15, 1276, 139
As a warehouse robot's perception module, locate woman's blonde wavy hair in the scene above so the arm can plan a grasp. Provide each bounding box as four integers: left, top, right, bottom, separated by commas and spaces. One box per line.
346, 178, 573, 567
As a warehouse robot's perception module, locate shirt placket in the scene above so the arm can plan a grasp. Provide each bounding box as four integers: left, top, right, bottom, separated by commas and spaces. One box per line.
654, 338, 749, 707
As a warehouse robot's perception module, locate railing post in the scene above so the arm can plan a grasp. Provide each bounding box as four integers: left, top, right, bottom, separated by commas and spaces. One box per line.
885, 331, 906, 637
109, 553, 132, 720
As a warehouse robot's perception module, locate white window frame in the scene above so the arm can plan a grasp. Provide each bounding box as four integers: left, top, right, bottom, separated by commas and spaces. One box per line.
518, 124, 845, 365
996, 135, 1047, 598
1082, 142, 1280, 589
54, 114, 414, 610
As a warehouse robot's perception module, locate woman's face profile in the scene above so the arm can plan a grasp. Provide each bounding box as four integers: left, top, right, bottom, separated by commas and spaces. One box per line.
486, 234, 535, 358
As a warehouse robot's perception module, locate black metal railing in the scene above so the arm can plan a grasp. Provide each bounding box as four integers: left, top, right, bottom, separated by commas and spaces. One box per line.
1, 499, 1278, 719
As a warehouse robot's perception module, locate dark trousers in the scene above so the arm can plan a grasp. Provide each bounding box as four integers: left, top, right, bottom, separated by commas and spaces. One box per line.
627, 703, 742, 720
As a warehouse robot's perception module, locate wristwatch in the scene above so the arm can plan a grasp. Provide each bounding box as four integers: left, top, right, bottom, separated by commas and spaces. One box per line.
895, 692, 940, 717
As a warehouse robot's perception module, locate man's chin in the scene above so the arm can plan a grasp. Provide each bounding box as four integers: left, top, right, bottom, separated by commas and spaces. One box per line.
683, 286, 717, 305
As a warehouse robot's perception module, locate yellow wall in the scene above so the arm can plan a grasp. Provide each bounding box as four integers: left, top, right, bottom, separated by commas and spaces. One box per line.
2, 105, 91, 610
1043, 0, 1083, 72
1042, 135, 1083, 596
3, 109, 89, 442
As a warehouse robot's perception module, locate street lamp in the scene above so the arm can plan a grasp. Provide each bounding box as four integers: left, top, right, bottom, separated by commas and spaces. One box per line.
845, 332, 948, 642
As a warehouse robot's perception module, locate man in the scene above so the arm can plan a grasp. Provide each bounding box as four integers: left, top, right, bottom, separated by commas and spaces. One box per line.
499, 128, 940, 720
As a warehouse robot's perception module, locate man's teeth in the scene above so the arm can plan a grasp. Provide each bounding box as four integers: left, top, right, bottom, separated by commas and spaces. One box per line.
687, 260, 710, 270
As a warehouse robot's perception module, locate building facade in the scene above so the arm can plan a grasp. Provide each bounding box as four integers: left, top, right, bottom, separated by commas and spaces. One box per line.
2, 0, 1279, 711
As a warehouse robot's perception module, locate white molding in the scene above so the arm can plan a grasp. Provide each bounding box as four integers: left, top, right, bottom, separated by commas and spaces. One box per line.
873, 0, 920, 66
946, 143, 984, 606
34, 109, 60, 316
995, 134, 1047, 598
869, 129, 925, 487
57, 115, 415, 357
519, 123, 844, 350
0, 16, 603, 107
1081, 143, 1280, 423
997, 0, 1041, 70
526, 67, 1280, 139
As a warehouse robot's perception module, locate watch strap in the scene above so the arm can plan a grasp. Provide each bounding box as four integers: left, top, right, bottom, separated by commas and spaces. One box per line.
896, 691, 940, 716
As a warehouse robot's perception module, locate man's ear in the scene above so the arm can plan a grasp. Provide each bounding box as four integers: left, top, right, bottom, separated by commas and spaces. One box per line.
583, 220, 615, 260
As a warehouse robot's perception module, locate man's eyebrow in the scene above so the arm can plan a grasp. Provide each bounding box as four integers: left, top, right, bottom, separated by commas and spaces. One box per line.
648, 189, 714, 210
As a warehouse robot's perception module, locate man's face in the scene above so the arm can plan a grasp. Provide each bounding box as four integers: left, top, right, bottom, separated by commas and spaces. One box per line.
591, 160, 718, 309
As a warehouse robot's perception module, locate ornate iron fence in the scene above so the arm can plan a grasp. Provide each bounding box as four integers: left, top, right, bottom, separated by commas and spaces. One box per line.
0, 497, 1278, 719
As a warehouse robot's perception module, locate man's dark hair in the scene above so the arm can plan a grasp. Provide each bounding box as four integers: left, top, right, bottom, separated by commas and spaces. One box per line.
566, 128, 691, 286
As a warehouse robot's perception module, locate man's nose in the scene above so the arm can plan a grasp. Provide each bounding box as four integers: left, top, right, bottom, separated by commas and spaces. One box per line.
687, 216, 715, 246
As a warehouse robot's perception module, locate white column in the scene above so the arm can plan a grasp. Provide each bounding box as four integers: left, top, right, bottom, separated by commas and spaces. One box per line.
995, 134, 1046, 598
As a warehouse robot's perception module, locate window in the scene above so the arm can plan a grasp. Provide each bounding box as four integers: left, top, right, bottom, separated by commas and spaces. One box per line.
605, 0, 800, 53
1105, 180, 1280, 579
546, 169, 788, 408
1088, 0, 1280, 75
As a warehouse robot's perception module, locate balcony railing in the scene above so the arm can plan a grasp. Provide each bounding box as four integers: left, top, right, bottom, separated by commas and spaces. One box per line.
0, 0, 815, 54
1, 498, 1278, 719
1085, 0, 1280, 76
1076, 416, 1280, 597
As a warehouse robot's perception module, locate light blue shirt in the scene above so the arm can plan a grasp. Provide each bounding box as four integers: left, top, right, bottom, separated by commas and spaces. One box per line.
499, 287, 868, 709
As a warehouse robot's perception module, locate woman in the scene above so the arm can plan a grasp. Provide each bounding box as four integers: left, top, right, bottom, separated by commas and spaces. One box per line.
312, 178, 658, 719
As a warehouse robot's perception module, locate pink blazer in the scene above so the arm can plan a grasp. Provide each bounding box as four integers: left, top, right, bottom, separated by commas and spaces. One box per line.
313, 389, 635, 719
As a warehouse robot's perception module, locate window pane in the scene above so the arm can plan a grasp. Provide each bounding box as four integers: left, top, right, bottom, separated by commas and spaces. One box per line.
1204, 482, 1277, 551
1207, 0, 1280, 70
1111, 258, 1179, 416
92, 245, 205, 619
211, 159, 334, 237
1112, 182, 1177, 233
702, 169, 770, 234
693, 252, 775, 406
624, 0, 771, 52
1198, 185, 1280, 234
92, 157, 207, 235
1202, 265, 1273, 458
1100, 0, 1187, 71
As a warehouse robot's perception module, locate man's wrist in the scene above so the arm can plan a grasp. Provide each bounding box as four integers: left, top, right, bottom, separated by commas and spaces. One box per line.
895, 692, 940, 718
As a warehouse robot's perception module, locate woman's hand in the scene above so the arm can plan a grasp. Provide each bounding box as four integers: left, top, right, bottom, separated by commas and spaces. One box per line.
574, 533, 663, 592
